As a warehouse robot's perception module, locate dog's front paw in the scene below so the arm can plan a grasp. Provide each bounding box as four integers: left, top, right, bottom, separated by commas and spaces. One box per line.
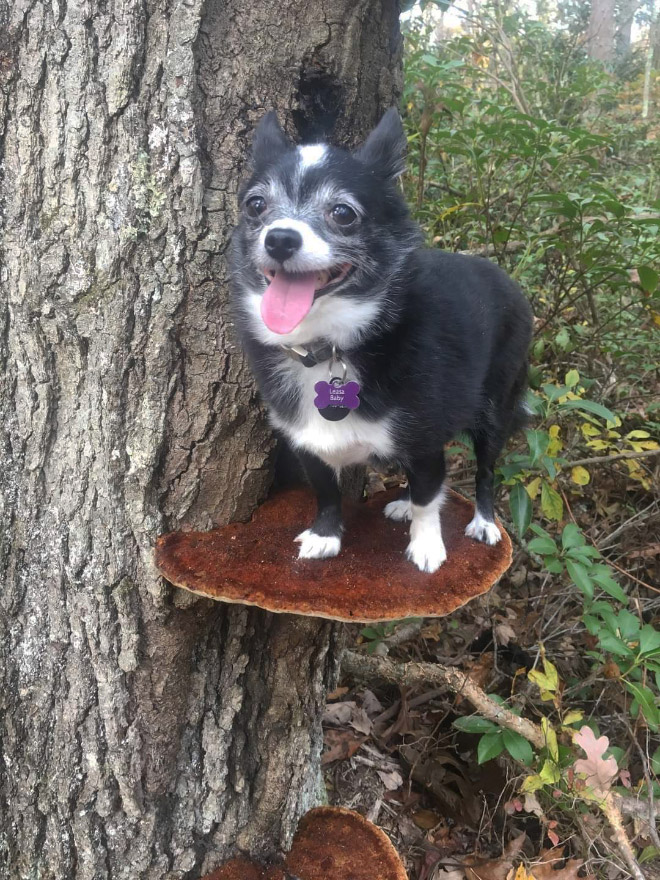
295, 529, 342, 560
384, 498, 412, 522
465, 513, 501, 546
405, 535, 447, 573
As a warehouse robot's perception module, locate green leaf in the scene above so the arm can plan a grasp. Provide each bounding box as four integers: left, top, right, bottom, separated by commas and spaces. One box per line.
598, 632, 635, 658
617, 609, 641, 640
559, 398, 617, 423
590, 569, 627, 603
528, 536, 558, 556
453, 716, 499, 734
503, 729, 534, 765
566, 559, 594, 598
526, 429, 550, 465
639, 625, 660, 656
541, 482, 563, 522
626, 682, 660, 731
561, 523, 585, 550
565, 369, 580, 387
638, 265, 659, 294
509, 483, 532, 537
477, 731, 505, 764
651, 746, 660, 776
640, 846, 660, 865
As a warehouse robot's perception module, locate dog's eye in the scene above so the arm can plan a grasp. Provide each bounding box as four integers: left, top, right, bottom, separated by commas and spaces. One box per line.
245, 196, 267, 218
330, 204, 357, 227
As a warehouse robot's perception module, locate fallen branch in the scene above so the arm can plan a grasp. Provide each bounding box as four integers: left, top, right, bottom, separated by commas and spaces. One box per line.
342, 649, 648, 880
342, 650, 545, 749
563, 448, 659, 469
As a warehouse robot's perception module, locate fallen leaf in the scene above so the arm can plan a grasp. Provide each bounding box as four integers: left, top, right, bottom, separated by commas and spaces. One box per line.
377, 767, 404, 791
321, 729, 364, 765
326, 686, 350, 700
523, 792, 544, 818
413, 809, 443, 830
495, 622, 517, 646
360, 689, 384, 717
464, 833, 526, 880
573, 726, 618, 797
323, 701, 356, 726
528, 847, 595, 880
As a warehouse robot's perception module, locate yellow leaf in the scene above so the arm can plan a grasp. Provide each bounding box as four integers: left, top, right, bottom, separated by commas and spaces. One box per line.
652, 311, 660, 328
581, 422, 600, 438
587, 439, 608, 450
571, 466, 590, 486
565, 369, 580, 387
538, 759, 561, 785
542, 717, 559, 761
626, 430, 651, 439
526, 477, 542, 500
529, 657, 560, 697
521, 773, 545, 793
513, 865, 534, 880
563, 709, 584, 726
548, 424, 562, 456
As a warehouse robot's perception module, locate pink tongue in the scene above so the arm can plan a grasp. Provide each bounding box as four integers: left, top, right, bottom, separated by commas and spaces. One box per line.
261, 271, 317, 334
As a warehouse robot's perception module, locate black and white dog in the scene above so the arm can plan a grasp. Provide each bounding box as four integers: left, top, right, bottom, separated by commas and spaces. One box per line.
230, 109, 533, 573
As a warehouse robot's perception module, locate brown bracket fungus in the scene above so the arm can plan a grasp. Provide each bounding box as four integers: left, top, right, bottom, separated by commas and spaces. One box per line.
201, 806, 408, 880
155, 488, 512, 622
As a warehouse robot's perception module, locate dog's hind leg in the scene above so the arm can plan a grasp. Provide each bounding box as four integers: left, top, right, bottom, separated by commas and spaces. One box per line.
295, 449, 343, 559
405, 454, 447, 573
465, 428, 503, 546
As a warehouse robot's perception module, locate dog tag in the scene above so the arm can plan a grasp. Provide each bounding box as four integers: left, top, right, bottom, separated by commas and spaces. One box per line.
314, 379, 361, 421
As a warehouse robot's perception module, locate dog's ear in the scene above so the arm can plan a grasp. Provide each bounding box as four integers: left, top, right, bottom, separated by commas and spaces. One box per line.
251, 111, 291, 166
354, 108, 407, 179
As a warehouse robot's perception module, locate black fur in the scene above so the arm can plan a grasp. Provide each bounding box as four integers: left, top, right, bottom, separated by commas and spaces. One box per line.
230, 110, 533, 571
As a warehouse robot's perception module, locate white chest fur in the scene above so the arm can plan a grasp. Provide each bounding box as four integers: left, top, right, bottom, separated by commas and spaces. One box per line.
268, 358, 396, 470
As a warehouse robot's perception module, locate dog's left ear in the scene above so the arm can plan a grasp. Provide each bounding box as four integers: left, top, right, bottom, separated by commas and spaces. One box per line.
251, 111, 291, 166
354, 108, 407, 179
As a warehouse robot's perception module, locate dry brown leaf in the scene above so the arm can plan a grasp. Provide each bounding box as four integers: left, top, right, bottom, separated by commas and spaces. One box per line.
321, 729, 365, 765
529, 846, 595, 880
323, 701, 357, 726
413, 809, 443, 830
463, 833, 526, 880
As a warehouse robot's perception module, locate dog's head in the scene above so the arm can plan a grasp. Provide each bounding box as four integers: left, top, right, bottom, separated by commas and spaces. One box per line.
231, 109, 420, 347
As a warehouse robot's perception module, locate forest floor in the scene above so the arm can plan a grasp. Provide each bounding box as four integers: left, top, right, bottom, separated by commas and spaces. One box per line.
324, 456, 660, 880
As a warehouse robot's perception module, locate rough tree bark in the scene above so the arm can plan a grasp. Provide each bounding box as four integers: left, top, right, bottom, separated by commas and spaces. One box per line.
586, 0, 616, 63
0, 1, 402, 877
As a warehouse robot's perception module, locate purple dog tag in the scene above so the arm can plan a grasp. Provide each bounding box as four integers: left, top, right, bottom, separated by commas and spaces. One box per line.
314, 379, 361, 421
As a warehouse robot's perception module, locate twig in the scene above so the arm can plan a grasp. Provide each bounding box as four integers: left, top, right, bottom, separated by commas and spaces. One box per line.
607, 557, 660, 595
342, 650, 545, 748
372, 619, 425, 656
563, 448, 659, 469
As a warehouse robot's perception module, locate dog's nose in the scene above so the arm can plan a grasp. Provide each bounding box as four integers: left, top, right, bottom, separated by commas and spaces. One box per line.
264, 228, 303, 263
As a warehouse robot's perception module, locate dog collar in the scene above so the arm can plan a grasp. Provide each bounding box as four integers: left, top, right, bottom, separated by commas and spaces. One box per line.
281, 342, 335, 368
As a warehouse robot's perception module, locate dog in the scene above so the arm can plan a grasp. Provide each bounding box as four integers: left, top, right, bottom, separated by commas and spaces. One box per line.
230, 109, 533, 573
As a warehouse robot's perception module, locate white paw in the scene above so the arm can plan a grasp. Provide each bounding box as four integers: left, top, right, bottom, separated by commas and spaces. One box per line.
384, 498, 412, 522
405, 535, 447, 573
295, 529, 342, 560
465, 512, 501, 546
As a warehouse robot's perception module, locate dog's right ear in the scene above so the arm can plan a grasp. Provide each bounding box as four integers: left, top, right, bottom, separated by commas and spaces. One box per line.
251, 111, 291, 166
354, 108, 407, 179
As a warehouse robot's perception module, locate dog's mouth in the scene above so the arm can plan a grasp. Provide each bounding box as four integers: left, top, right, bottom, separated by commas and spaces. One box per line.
259, 263, 352, 335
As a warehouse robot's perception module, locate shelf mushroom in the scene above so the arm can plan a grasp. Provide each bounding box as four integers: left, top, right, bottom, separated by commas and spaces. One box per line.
155, 488, 512, 623
202, 806, 408, 880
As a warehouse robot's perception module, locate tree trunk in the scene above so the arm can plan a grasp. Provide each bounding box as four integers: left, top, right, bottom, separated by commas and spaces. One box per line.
586, 0, 616, 63
0, 1, 402, 877
615, 0, 638, 58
